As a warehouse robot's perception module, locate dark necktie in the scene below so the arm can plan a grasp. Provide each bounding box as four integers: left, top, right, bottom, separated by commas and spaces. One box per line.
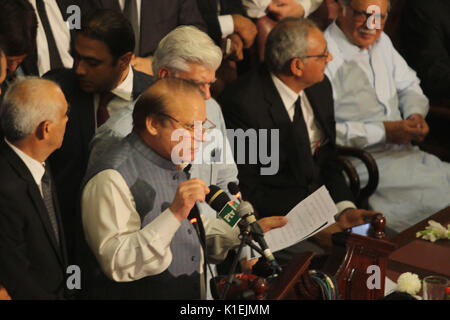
123, 0, 140, 55
97, 92, 115, 127
41, 165, 60, 247
35, 0, 64, 70
292, 97, 314, 183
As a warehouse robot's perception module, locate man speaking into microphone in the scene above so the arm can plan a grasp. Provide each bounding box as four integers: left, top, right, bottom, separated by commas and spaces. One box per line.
81, 78, 286, 299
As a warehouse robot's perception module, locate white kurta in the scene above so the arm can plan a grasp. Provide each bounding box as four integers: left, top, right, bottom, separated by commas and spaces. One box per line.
324, 22, 450, 232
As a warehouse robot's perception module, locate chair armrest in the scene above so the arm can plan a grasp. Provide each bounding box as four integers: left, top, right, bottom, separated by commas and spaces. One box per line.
336, 145, 379, 207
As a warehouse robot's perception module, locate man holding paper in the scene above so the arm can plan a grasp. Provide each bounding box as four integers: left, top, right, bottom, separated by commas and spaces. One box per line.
219, 17, 378, 256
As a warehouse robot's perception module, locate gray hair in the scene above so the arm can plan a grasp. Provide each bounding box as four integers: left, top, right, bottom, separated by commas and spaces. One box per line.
152, 26, 223, 75
265, 17, 318, 75
1, 77, 64, 142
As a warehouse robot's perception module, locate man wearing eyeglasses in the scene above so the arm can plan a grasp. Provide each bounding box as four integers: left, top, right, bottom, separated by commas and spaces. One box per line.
80, 78, 287, 299
81, 26, 270, 299
324, 0, 450, 233
219, 17, 379, 264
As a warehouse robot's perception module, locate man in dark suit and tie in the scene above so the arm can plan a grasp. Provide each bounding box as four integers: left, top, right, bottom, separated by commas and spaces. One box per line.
20, 0, 99, 76
44, 9, 154, 267
0, 77, 69, 299
97, 0, 207, 75
219, 17, 377, 259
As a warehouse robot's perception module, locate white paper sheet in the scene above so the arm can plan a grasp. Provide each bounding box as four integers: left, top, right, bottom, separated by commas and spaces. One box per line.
250, 185, 337, 258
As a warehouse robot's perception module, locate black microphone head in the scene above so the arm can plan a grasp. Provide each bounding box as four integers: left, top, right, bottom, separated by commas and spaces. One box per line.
206, 185, 231, 212
227, 182, 240, 196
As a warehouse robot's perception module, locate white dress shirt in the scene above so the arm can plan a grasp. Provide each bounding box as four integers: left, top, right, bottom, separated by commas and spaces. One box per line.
4, 138, 45, 197
94, 66, 135, 127
270, 74, 356, 214
28, 0, 74, 76
117, 0, 142, 27
82, 169, 241, 284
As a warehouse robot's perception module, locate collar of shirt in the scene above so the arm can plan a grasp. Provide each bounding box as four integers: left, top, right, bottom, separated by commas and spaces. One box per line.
4, 138, 45, 187
111, 65, 134, 102
328, 21, 378, 61
270, 73, 301, 121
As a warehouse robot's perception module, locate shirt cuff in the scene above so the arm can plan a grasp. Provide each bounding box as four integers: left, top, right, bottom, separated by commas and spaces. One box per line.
142, 207, 181, 248
218, 15, 234, 38
334, 201, 357, 221
366, 122, 386, 145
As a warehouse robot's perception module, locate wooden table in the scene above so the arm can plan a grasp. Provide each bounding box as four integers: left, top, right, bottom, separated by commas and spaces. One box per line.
387, 206, 450, 281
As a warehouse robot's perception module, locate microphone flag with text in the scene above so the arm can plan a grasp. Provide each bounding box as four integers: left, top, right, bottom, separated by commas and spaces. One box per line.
205, 185, 240, 228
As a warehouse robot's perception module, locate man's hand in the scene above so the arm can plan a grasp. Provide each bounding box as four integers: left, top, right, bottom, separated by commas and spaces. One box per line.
258, 216, 288, 233
384, 118, 426, 145
231, 14, 257, 48
131, 56, 154, 76
226, 34, 244, 61
336, 208, 380, 230
407, 113, 429, 143
267, 0, 305, 21
170, 178, 210, 222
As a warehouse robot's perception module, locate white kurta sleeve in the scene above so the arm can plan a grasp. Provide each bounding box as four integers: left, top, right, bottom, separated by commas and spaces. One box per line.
82, 169, 181, 282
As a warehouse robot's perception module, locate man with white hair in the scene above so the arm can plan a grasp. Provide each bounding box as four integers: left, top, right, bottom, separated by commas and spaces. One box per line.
0, 77, 69, 299
324, 0, 450, 232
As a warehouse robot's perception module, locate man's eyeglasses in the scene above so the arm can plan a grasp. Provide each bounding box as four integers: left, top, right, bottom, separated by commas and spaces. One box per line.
298, 47, 330, 60
347, 4, 388, 23
158, 112, 216, 133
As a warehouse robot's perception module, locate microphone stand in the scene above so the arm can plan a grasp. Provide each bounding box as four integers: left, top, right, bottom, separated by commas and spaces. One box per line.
219, 220, 272, 300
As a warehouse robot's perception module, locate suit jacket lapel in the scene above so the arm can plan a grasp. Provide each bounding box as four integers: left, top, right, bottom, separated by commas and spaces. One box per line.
1, 141, 66, 266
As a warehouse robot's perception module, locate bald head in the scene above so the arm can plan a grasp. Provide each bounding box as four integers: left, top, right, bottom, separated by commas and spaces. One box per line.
1, 77, 67, 142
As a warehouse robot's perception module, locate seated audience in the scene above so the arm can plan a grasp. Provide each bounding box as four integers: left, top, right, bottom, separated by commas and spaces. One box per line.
0, 77, 69, 299
44, 9, 153, 266
324, 0, 450, 232
81, 77, 287, 299
219, 17, 377, 262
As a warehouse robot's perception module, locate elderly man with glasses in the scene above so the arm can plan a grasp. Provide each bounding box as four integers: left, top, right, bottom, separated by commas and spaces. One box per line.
324, 0, 450, 233
80, 27, 286, 300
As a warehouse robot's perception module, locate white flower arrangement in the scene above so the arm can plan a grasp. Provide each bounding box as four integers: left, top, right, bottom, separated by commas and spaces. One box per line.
396, 272, 421, 296
416, 220, 450, 242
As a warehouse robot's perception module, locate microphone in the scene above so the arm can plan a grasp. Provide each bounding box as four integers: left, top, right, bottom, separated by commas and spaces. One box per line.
227, 182, 242, 202
205, 185, 240, 228
237, 201, 281, 272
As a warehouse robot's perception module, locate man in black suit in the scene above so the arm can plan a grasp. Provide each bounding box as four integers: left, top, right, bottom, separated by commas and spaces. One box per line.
20, 0, 99, 76
0, 77, 69, 299
219, 18, 377, 247
97, 0, 207, 75
44, 9, 154, 267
